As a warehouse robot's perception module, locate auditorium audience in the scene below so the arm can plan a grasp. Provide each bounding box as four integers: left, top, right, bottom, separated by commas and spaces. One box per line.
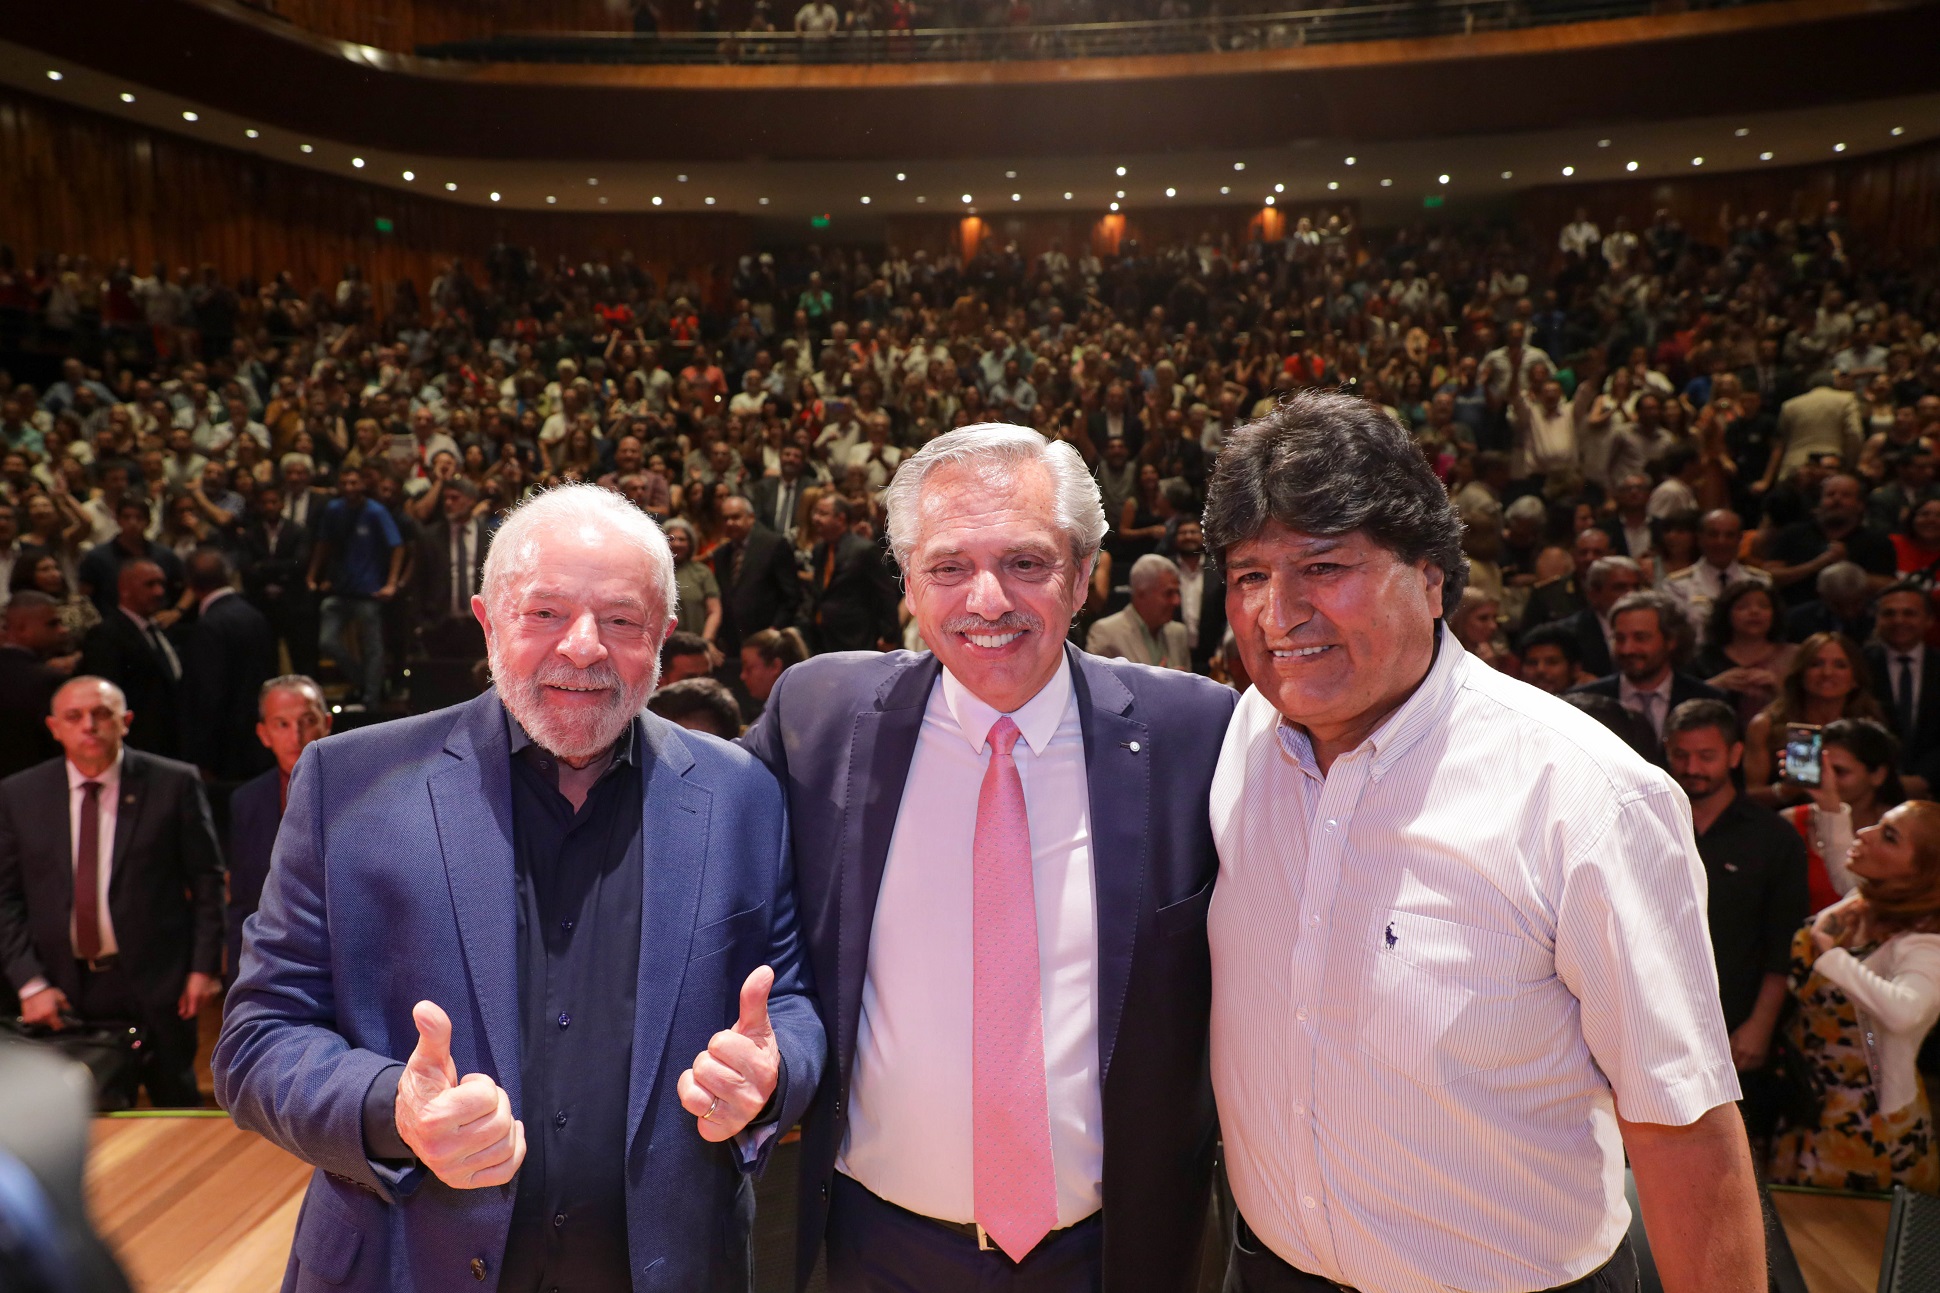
1746, 633, 1885, 806
736, 625, 808, 721
1696, 580, 1795, 727
77, 560, 183, 759
223, 675, 331, 985
1086, 552, 1188, 668
1567, 589, 1725, 747
645, 675, 744, 738
1866, 581, 1940, 787
1781, 718, 1906, 915
1770, 799, 1940, 1193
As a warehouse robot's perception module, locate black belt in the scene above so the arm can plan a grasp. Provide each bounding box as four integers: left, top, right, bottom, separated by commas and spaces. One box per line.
76, 955, 118, 973
841, 1174, 1099, 1255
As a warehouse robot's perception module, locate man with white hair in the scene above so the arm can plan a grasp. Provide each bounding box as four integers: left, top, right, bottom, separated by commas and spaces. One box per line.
744, 424, 1235, 1292
1085, 553, 1189, 669
216, 484, 825, 1292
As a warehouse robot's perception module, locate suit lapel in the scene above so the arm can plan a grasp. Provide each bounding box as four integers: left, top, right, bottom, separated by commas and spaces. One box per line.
626, 714, 711, 1154
107, 751, 146, 893
1069, 646, 1147, 1085
427, 694, 524, 1112
835, 655, 935, 1090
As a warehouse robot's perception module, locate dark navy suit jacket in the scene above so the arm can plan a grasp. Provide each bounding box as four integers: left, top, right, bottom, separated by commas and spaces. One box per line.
214, 690, 825, 1293
741, 643, 1236, 1293
224, 765, 281, 983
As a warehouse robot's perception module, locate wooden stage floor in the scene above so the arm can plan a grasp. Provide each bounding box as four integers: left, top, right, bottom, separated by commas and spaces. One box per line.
87, 1115, 1895, 1293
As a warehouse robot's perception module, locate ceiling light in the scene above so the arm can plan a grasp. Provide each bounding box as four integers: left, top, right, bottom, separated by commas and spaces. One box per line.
1233, 162, 1246, 171
1625, 161, 1638, 171
1116, 190, 1125, 199
402, 170, 415, 181
962, 193, 973, 204
1005, 170, 1017, 179
1109, 201, 1119, 211
300, 144, 314, 153
1165, 187, 1176, 198
1734, 127, 1749, 137
182, 111, 199, 122
599, 196, 608, 205
1115, 166, 1127, 176
1760, 151, 1773, 161
1692, 156, 1704, 166
1274, 183, 1284, 193
652, 195, 663, 205
1561, 166, 1574, 177
895, 172, 906, 181
1380, 178, 1392, 187
1010, 193, 1021, 202
45, 71, 62, 82
351, 157, 365, 168
1063, 191, 1073, 200
1499, 170, 1511, 179
1597, 139, 1611, 148
1327, 181, 1339, 191
546, 195, 556, 203
1264, 195, 1275, 206
1834, 143, 1846, 152
703, 196, 715, 205
490, 191, 501, 202
1344, 156, 1356, 166
677, 174, 688, 182
244, 128, 259, 139
119, 92, 135, 103
915, 196, 926, 204
589, 177, 600, 185
1892, 126, 1905, 137
445, 181, 456, 191
1220, 186, 1231, 195
1441, 174, 1452, 184
860, 195, 871, 204
760, 197, 771, 205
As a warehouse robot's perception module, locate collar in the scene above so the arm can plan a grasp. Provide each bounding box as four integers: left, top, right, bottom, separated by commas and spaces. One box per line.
199, 586, 235, 616
1620, 671, 1674, 705
506, 707, 642, 772
1889, 642, 1926, 665
940, 651, 1073, 758
119, 605, 155, 633
67, 749, 124, 792
1275, 621, 1462, 783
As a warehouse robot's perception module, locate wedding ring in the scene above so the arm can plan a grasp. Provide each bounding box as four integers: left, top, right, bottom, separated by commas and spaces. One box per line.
703, 1097, 721, 1122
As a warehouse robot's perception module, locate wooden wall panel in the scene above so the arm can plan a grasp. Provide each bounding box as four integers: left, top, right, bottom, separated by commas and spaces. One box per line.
1513, 137, 1940, 266
0, 88, 748, 313
254, 0, 628, 53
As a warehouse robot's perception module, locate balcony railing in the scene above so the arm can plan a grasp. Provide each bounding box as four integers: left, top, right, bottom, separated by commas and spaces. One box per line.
416, 0, 1760, 65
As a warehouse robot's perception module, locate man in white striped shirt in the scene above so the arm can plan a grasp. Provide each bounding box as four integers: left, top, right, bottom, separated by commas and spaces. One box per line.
1202, 391, 1764, 1293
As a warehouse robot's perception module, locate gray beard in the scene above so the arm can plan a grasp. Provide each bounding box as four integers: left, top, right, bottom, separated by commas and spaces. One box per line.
488, 644, 658, 763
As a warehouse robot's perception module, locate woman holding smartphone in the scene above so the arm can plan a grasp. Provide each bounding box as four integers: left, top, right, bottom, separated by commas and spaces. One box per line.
1746, 632, 1886, 806
1782, 718, 1904, 913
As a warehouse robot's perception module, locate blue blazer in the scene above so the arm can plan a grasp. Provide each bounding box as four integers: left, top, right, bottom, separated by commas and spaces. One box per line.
224, 765, 281, 983
214, 690, 824, 1293
740, 643, 1236, 1292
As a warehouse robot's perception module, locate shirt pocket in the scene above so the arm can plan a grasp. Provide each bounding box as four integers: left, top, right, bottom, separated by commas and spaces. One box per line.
1356, 909, 1535, 1087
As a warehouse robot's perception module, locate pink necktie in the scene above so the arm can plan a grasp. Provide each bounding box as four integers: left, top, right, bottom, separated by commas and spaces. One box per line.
972, 717, 1059, 1263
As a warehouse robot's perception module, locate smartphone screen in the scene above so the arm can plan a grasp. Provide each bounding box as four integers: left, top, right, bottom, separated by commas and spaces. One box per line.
1784, 724, 1824, 787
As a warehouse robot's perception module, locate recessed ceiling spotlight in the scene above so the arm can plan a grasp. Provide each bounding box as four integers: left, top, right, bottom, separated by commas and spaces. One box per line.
1220, 186, 1231, 195
445, 181, 457, 191
120, 92, 135, 103
1264, 195, 1275, 206
1892, 126, 1905, 137
1344, 156, 1356, 166
182, 111, 199, 122
1116, 190, 1125, 199
1380, 178, 1393, 187
1597, 139, 1611, 148
1561, 166, 1574, 177
1115, 166, 1127, 176
1625, 161, 1638, 171
652, 195, 663, 205
352, 157, 365, 168
490, 191, 500, 202
244, 128, 259, 139
1063, 191, 1073, 200
1005, 170, 1017, 179
679, 174, 690, 182
1165, 187, 1176, 198
1499, 170, 1510, 180
599, 196, 608, 205
760, 197, 771, 205
1274, 183, 1284, 193
1441, 174, 1453, 184
961, 193, 973, 204
300, 143, 313, 153
895, 172, 907, 181
1010, 193, 1021, 202
45, 71, 62, 82
1734, 127, 1749, 137
1327, 181, 1340, 191
1760, 151, 1774, 161
915, 196, 926, 204
1692, 156, 1704, 166
588, 177, 599, 185
1233, 162, 1245, 171
403, 170, 415, 181
861, 195, 871, 204
703, 196, 715, 205
1109, 201, 1119, 211
546, 195, 556, 203
1834, 142, 1846, 152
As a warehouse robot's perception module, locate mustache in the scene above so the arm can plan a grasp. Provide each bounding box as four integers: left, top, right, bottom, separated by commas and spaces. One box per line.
941, 612, 1042, 636
525, 660, 625, 692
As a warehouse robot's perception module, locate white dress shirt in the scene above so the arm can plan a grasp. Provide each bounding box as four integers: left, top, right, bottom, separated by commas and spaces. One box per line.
1177, 557, 1206, 651
838, 656, 1104, 1227
1208, 630, 1737, 1293
1618, 670, 1674, 741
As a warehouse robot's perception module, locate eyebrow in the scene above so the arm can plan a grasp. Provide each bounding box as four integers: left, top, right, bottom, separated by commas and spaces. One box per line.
1226, 535, 1347, 568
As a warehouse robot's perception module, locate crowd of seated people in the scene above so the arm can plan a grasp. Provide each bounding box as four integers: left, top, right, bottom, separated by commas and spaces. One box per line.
6, 192, 1940, 1141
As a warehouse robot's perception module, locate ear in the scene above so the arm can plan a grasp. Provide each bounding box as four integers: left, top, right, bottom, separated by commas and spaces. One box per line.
1422, 560, 1447, 617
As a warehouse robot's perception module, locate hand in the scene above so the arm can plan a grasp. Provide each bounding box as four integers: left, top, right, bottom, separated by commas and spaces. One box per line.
306, 575, 323, 592
152, 609, 182, 630
394, 1001, 526, 1189
1728, 1019, 1772, 1072
1809, 900, 1855, 958
20, 986, 69, 1030
374, 583, 396, 603
46, 652, 80, 676
1824, 540, 1848, 564
677, 966, 780, 1143
176, 971, 220, 1020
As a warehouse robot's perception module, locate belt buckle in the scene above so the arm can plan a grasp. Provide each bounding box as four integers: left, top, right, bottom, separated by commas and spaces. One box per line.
85, 956, 115, 972
975, 1223, 991, 1253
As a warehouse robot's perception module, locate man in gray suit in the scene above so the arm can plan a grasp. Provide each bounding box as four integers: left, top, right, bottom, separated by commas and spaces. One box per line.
1086, 553, 1189, 669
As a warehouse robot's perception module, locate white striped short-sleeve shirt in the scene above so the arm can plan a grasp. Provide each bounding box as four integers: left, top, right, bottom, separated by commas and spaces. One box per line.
1208, 628, 1739, 1293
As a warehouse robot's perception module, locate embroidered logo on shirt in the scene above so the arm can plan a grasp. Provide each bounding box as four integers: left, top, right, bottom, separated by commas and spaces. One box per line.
1384, 922, 1397, 950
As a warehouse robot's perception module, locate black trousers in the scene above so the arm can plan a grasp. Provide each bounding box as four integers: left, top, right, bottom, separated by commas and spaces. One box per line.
1224, 1214, 1639, 1293
72, 959, 201, 1109
826, 1173, 1103, 1293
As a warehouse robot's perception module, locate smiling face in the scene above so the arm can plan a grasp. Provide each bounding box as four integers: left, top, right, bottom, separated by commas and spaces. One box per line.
903, 460, 1089, 714
1224, 521, 1443, 762
476, 521, 671, 763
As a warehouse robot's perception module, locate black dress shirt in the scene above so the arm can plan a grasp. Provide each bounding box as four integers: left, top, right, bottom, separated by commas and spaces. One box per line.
1693, 793, 1810, 1032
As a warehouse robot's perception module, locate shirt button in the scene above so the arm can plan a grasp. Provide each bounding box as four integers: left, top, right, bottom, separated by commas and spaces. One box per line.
553, 1212, 566, 1228
1302, 1195, 1316, 1209
1292, 1102, 1305, 1116
1309, 914, 1320, 926
560, 919, 574, 933
1295, 1007, 1308, 1022
557, 1012, 571, 1029
554, 1110, 568, 1128
1325, 819, 1338, 831
470, 1258, 487, 1281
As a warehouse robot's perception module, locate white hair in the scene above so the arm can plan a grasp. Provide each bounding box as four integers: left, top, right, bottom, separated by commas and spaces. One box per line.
1128, 553, 1181, 592
882, 422, 1107, 570
480, 483, 677, 625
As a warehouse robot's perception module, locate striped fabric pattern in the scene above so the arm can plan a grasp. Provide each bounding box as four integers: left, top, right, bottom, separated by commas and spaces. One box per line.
1208, 629, 1741, 1293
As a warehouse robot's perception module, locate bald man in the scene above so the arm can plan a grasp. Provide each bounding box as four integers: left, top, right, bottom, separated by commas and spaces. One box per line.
0, 676, 224, 1107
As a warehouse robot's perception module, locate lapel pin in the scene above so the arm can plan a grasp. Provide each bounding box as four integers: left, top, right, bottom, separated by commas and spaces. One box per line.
1122, 740, 1141, 753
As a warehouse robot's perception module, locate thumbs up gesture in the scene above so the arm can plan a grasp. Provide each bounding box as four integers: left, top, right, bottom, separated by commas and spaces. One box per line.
677, 966, 780, 1143
394, 1001, 526, 1189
